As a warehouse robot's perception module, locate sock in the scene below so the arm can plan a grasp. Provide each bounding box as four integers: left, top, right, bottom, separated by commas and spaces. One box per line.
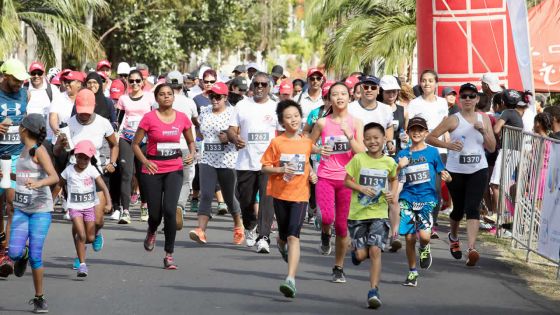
449, 233, 458, 242
286, 276, 295, 284
80, 263, 86, 266
321, 232, 331, 244
419, 244, 426, 250
410, 268, 418, 273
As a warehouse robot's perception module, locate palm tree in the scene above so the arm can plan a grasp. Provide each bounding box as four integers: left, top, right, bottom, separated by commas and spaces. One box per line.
306, 0, 416, 77
0, 0, 108, 66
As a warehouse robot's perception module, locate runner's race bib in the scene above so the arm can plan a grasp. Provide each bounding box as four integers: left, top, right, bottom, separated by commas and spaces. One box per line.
156, 142, 180, 157
405, 163, 430, 185
359, 169, 387, 189
327, 135, 350, 154
0, 126, 20, 144
69, 187, 95, 204
279, 154, 306, 175
459, 154, 481, 165
247, 132, 270, 143
204, 142, 225, 152
14, 171, 39, 207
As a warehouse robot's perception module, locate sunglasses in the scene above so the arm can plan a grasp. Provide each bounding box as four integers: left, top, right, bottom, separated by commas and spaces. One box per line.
119, 74, 129, 78
308, 76, 322, 82
253, 81, 269, 88
362, 85, 378, 91
209, 93, 225, 101
460, 93, 477, 100
203, 80, 216, 84
129, 79, 142, 84
30, 71, 44, 77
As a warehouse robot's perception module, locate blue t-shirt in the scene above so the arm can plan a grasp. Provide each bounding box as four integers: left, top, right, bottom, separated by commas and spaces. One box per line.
0, 88, 28, 156
396, 146, 444, 203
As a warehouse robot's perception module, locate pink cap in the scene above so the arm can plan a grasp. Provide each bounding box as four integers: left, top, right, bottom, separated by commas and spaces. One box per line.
322, 80, 336, 98
344, 75, 360, 90
279, 80, 293, 95
50, 73, 62, 85
29, 61, 45, 73
75, 89, 96, 114
97, 71, 108, 81
64, 71, 85, 83
96, 60, 111, 71
210, 82, 228, 95
74, 140, 96, 158
307, 67, 324, 78
109, 79, 125, 100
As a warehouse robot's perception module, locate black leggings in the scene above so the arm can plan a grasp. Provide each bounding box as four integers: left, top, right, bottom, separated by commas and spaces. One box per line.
273, 198, 307, 242
119, 139, 146, 210
141, 170, 183, 253
447, 168, 488, 221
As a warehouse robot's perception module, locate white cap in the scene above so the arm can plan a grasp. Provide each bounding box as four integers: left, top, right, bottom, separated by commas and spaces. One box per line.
247, 62, 260, 71
379, 75, 401, 90
116, 62, 131, 75
481, 72, 502, 92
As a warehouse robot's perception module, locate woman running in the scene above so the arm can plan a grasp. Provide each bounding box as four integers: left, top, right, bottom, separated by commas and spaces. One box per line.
426, 83, 496, 267
309, 82, 365, 282
378, 75, 409, 154
133, 83, 195, 269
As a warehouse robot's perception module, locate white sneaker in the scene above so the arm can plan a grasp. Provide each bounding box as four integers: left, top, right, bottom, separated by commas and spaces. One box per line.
110, 210, 121, 221
63, 211, 71, 221
245, 226, 257, 247
256, 237, 270, 254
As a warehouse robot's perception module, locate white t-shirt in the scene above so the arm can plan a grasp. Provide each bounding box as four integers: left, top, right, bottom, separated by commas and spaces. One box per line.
298, 91, 324, 123
348, 100, 394, 129
27, 81, 60, 117
407, 96, 449, 153
49, 92, 74, 143
199, 106, 238, 169
68, 115, 115, 162
172, 94, 198, 150
61, 164, 100, 210
229, 97, 279, 171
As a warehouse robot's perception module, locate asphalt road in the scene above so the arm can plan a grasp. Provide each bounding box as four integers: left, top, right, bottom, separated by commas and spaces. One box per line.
1, 208, 559, 315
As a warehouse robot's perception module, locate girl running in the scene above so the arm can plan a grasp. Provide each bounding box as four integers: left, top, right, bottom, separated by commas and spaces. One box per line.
309, 82, 365, 282
7, 114, 59, 313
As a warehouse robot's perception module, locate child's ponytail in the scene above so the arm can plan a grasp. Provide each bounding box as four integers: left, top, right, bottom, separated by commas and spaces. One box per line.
29, 126, 47, 157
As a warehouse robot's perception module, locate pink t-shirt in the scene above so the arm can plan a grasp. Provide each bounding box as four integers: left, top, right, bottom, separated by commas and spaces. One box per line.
138, 110, 192, 174
317, 115, 356, 181
116, 93, 155, 141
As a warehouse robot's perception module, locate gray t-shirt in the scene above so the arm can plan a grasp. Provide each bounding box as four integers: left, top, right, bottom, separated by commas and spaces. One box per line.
499, 109, 523, 129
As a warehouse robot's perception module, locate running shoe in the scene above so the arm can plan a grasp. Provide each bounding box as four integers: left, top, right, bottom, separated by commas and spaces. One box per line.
14, 246, 29, 277
140, 207, 149, 222
320, 232, 331, 256
176, 206, 184, 231
118, 210, 131, 224
189, 198, 199, 213
279, 279, 296, 298
189, 228, 207, 244
29, 296, 48, 313
331, 266, 346, 283
131, 193, 140, 205
110, 209, 121, 221
314, 211, 322, 231
351, 250, 361, 266
233, 227, 245, 245
367, 288, 382, 309
466, 248, 480, 267
0, 255, 14, 277
72, 258, 80, 270
389, 236, 402, 252
245, 226, 257, 247
277, 241, 288, 263
402, 271, 418, 287
144, 230, 156, 251
448, 233, 462, 260
217, 202, 228, 215
256, 236, 270, 254
163, 255, 177, 270
419, 245, 432, 269
92, 233, 103, 252
63, 211, 71, 221
77, 263, 88, 277
431, 227, 440, 239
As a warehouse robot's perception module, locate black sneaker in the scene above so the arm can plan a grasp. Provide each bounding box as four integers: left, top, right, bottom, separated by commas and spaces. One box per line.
351, 250, 361, 266
448, 233, 463, 260
14, 246, 29, 277
418, 245, 432, 269
402, 271, 418, 287
29, 296, 48, 313
320, 232, 331, 255
331, 266, 346, 283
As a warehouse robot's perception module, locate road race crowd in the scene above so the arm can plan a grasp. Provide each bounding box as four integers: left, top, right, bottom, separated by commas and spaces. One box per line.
0, 58, 559, 313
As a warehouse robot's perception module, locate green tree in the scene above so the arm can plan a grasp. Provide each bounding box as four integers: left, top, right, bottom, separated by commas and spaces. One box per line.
0, 0, 107, 66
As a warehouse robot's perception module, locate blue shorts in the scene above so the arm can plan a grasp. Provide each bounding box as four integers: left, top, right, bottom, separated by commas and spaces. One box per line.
0, 154, 19, 193
398, 200, 436, 235
348, 218, 389, 251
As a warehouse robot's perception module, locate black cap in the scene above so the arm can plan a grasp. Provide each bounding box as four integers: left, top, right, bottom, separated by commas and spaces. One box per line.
233, 65, 247, 73
21, 113, 45, 134
407, 116, 428, 131
441, 87, 457, 97
231, 76, 249, 91
360, 75, 380, 85
271, 65, 283, 77
459, 83, 478, 94
502, 89, 526, 107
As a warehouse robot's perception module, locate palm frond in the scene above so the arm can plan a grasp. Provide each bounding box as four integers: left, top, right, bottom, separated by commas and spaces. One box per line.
19, 16, 56, 64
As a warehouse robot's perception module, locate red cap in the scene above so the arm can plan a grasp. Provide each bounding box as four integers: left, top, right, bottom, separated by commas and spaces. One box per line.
210, 82, 228, 95
74, 140, 96, 158
50, 73, 62, 85
75, 89, 96, 114
139, 69, 149, 78
307, 67, 324, 78
322, 80, 336, 98
279, 80, 293, 95
96, 60, 111, 71
29, 61, 45, 73
109, 79, 125, 100
96, 71, 108, 81
64, 71, 85, 83
344, 75, 360, 90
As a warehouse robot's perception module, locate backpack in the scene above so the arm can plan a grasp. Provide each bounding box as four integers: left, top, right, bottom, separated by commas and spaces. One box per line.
24, 81, 53, 103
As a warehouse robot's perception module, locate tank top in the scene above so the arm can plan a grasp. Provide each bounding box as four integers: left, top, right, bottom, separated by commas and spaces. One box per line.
317, 114, 356, 180
446, 113, 488, 174
13, 148, 53, 213
392, 104, 405, 153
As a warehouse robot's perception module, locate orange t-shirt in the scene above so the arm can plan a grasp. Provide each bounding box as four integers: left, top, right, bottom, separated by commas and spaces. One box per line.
261, 134, 313, 202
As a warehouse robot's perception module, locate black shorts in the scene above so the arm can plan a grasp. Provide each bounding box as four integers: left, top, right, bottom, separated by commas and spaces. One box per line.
273, 198, 307, 242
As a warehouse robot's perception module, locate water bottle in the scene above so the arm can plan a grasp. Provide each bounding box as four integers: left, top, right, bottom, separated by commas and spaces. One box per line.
324, 136, 335, 160
59, 122, 74, 152
0, 155, 11, 189
399, 129, 408, 149
283, 154, 300, 182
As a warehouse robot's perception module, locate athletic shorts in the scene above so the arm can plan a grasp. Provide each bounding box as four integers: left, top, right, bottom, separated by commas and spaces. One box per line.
68, 207, 95, 222
348, 218, 389, 251
398, 200, 435, 235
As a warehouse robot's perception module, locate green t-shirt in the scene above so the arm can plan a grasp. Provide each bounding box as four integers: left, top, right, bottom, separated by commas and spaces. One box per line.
345, 152, 398, 220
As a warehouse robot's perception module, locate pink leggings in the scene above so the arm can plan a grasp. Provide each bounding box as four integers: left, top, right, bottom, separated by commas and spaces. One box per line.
315, 177, 352, 237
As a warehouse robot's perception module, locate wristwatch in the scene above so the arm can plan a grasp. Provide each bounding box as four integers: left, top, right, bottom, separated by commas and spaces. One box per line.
110, 162, 117, 168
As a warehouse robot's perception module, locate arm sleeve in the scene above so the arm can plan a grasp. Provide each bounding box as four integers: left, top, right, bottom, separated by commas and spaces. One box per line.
61, 167, 69, 180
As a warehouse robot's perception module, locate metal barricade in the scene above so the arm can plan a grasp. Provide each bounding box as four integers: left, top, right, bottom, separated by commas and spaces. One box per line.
497, 126, 560, 279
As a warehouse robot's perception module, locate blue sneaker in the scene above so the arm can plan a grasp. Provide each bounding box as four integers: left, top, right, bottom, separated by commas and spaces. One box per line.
351, 250, 361, 266
92, 233, 103, 252
72, 258, 80, 270
367, 288, 382, 309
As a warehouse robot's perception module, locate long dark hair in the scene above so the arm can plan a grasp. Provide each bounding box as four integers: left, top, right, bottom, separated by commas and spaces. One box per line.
28, 127, 46, 158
